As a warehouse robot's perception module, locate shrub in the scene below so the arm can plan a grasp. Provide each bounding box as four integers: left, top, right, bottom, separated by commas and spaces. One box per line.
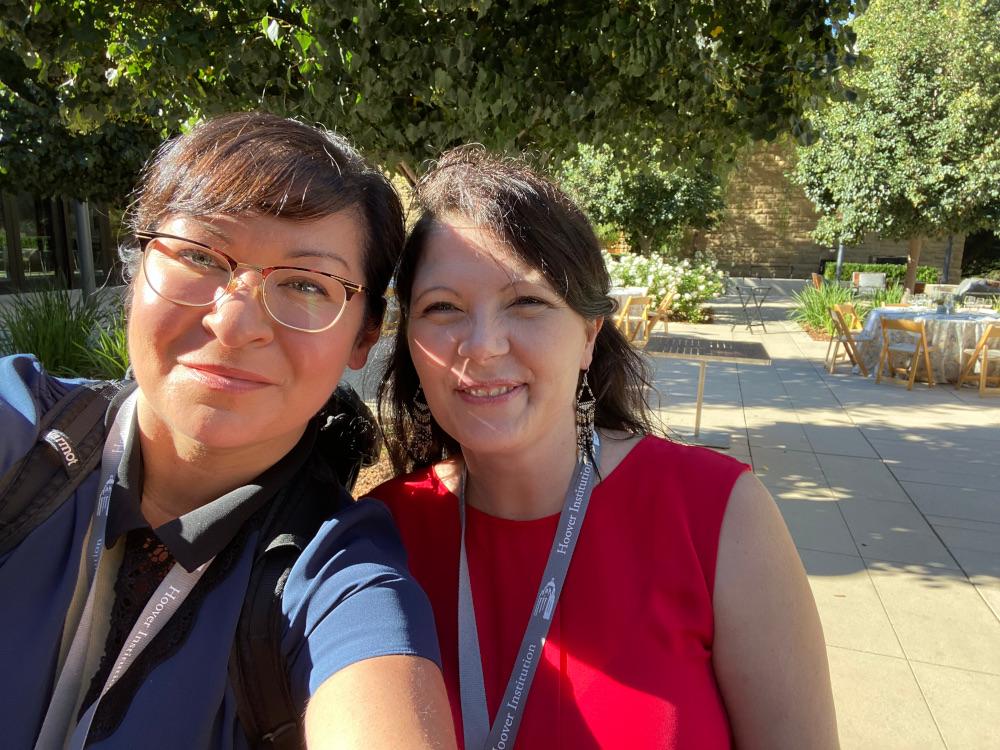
80, 302, 130, 379
0, 289, 106, 377
789, 283, 857, 336
823, 262, 940, 284
0, 289, 130, 379
856, 284, 906, 320
603, 251, 726, 323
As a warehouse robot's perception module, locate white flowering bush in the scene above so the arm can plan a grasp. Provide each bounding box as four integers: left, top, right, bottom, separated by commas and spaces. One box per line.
603, 251, 727, 323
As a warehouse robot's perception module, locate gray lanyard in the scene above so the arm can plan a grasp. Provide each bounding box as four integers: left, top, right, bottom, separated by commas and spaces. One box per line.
34, 392, 212, 750
457, 433, 600, 750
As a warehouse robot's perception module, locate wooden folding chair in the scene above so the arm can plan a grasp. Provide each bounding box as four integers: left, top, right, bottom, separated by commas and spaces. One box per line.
614, 295, 652, 344
811, 272, 824, 290
840, 302, 864, 331
613, 295, 633, 335
645, 291, 676, 336
956, 324, 1000, 396
826, 304, 875, 376
875, 318, 937, 389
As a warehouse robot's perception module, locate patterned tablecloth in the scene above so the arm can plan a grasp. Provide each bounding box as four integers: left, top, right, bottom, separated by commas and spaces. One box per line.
859, 306, 1000, 382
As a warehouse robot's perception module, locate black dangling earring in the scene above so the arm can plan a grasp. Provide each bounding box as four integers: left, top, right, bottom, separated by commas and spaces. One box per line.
412, 385, 434, 463
575, 370, 596, 463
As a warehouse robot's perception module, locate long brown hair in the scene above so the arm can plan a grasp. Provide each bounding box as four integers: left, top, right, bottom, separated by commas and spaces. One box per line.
378, 146, 654, 472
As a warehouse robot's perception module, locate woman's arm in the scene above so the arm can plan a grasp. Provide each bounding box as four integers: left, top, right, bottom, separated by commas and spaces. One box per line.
305, 655, 456, 749
282, 499, 456, 749
712, 471, 839, 749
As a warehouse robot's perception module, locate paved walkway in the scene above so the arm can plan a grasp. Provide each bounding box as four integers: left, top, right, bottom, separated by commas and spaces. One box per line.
657, 286, 1000, 749
349, 284, 999, 748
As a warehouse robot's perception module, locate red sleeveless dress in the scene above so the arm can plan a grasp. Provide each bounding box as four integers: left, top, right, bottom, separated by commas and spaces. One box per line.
373, 436, 749, 749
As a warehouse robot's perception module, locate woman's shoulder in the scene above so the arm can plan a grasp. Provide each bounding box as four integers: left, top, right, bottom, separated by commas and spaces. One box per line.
367, 460, 459, 516
605, 432, 749, 485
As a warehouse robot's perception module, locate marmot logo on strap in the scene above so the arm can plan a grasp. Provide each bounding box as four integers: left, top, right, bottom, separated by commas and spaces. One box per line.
43, 429, 81, 474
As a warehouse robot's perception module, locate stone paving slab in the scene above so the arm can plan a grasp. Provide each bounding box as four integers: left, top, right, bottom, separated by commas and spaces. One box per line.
800, 549, 904, 657
827, 646, 945, 749
909, 662, 1000, 750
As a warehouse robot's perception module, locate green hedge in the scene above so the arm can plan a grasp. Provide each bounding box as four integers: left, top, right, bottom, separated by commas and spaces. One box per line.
823, 263, 940, 283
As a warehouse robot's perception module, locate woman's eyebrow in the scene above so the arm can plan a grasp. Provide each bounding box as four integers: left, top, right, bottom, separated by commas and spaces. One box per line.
412, 284, 457, 302
285, 248, 351, 271
186, 218, 232, 243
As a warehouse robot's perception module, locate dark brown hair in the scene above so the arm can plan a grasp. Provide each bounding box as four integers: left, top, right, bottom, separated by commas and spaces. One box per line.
378, 146, 654, 472
122, 111, 403, 328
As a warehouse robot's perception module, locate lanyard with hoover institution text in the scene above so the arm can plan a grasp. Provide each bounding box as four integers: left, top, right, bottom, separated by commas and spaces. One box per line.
457, 433, 600, 750
34, 391, 213, 750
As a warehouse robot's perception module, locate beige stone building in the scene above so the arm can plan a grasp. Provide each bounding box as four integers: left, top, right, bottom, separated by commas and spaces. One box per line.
692, 141, 962, 282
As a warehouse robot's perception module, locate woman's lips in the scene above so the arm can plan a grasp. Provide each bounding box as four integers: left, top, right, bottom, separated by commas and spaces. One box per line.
181, 363, 276, 392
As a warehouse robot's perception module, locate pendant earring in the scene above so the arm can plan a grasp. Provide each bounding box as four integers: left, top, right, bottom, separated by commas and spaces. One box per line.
575, 370, 597, 463
412, 385, 434, 463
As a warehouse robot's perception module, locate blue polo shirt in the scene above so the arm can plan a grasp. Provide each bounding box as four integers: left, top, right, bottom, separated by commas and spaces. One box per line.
0, 354, 440, 749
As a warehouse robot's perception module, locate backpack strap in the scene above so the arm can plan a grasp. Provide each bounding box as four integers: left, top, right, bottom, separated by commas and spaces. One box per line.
229, 459, 352, 749
230, 383, 378, 749
0, 380, 131, 556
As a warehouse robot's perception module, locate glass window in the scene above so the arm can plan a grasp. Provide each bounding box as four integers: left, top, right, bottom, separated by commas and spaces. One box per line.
20, 195, 57, 281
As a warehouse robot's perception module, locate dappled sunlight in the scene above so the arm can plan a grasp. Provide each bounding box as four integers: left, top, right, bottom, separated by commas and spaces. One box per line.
410, 335, 504, 435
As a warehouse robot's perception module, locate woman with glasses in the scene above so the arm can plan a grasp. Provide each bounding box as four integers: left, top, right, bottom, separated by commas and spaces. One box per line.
0, 113, 455, 749
372, 148, 838, 749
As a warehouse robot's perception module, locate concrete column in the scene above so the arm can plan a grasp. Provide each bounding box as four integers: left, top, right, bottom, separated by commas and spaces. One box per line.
73, 200, 96, 297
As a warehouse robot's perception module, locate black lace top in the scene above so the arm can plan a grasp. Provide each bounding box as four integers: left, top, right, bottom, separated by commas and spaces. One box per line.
79, 528, 173, 719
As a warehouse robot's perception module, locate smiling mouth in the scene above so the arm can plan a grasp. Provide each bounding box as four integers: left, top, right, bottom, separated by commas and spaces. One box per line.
459, 384, 520, 398
181, 362, 276, 390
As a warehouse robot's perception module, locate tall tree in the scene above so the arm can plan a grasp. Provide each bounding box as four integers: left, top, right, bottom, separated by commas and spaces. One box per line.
558, 143, 723, 254
2, 1, 859, 203
793, 0, 1000, 290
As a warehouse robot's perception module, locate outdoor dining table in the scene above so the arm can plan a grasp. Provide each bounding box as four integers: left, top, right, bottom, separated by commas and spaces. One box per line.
609, 286, 648, 311
858, 306, 1000, 382
645, 334, 771, 448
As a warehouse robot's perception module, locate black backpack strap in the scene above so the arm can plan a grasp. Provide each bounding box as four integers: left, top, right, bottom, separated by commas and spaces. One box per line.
0, 380, 131, 556
229, 462, 351, 749
230, 383, 378, 749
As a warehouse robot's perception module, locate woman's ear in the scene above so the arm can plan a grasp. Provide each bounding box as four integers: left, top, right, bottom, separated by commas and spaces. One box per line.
579, 316, 604, 371
348, 324, 381, 371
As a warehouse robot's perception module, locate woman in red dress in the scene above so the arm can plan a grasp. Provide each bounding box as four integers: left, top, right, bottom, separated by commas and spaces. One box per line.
373, 147, 838, 749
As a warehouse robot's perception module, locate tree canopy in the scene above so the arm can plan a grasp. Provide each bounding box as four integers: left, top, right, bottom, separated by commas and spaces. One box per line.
2, 1, 859, 203
792, 0, 1000, 289
558, 142, 723, 254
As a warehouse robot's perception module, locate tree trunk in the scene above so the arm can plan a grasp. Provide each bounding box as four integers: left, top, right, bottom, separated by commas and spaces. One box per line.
904, 235, 924, 292
397, 160, 418, 187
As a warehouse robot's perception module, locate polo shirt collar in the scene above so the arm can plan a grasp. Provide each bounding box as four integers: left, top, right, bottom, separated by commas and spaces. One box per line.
106, 406, 318, 572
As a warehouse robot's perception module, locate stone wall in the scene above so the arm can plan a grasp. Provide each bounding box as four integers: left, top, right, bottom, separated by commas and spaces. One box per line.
692, 141, 963, 282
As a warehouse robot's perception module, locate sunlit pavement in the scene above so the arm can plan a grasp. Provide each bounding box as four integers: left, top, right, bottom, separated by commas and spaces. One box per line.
350, 281, 1000, 749
657, 282, 1000, 749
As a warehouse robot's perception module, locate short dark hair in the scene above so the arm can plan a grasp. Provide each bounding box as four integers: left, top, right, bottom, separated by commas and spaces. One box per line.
122, 111, 403, 328
378, 146, 654, 471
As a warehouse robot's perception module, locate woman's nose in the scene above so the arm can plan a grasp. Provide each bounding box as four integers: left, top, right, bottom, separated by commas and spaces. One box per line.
455, 313, 509, 362
201, 270, 275, 347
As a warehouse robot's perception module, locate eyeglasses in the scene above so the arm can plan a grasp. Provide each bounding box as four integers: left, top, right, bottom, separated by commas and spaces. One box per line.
136, 231, 368, 333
